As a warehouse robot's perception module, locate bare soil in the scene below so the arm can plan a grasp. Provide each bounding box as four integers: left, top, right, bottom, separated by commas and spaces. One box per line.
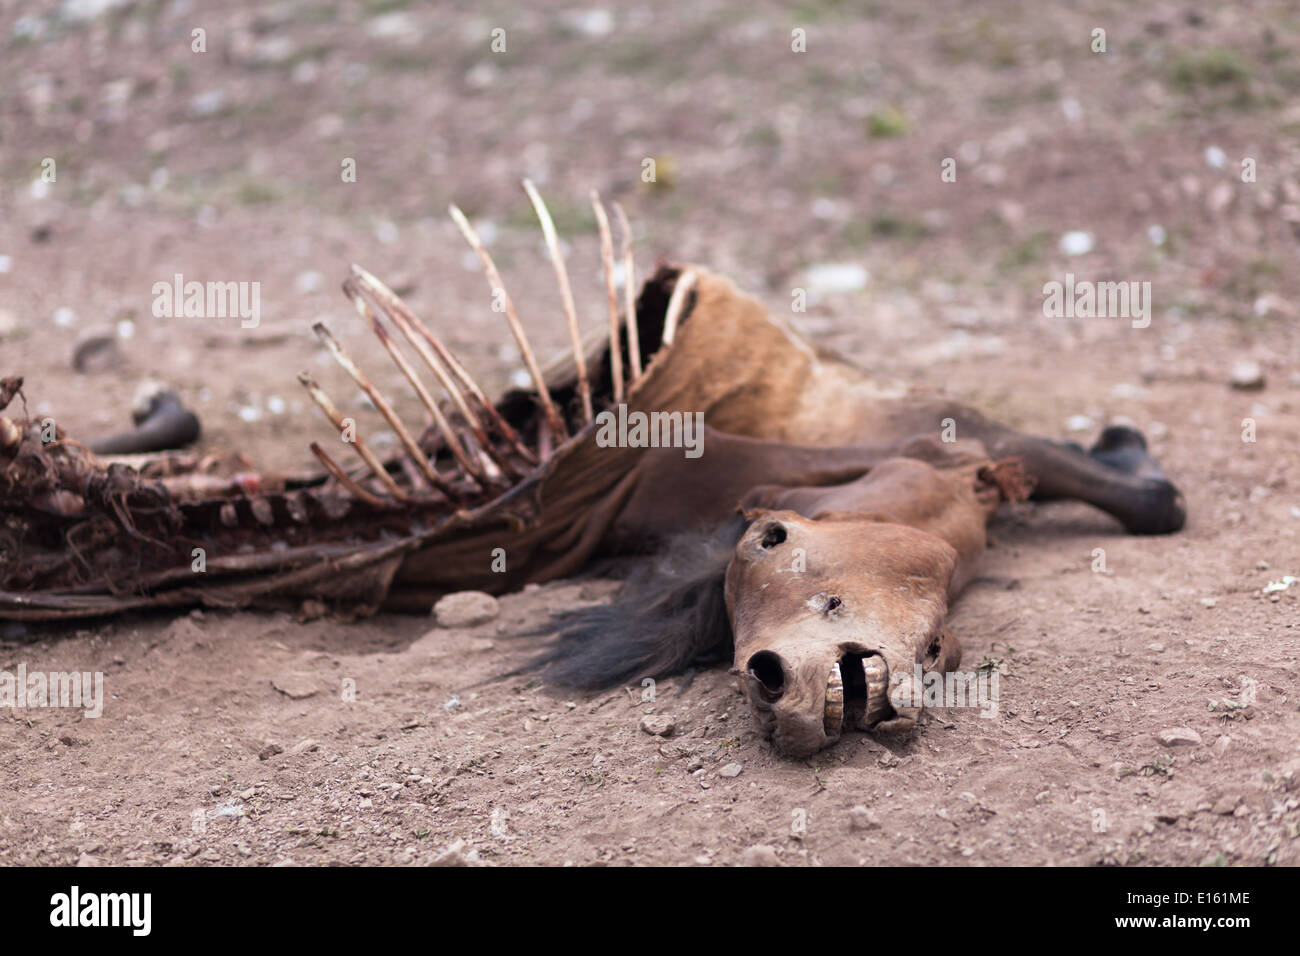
1, 0, 1297, 866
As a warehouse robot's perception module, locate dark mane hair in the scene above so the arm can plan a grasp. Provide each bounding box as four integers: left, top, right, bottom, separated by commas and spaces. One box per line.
512, 514, 750, 689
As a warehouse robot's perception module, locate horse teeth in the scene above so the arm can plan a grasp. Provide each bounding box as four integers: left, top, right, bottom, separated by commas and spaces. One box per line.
860, 655, 891, 730
824, 661, 845, 737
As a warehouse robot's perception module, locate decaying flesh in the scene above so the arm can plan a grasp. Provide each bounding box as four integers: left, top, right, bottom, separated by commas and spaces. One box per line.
0, 184, 1186, 756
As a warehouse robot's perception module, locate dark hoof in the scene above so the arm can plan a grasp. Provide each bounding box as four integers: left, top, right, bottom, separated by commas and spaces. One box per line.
90, 389, 201, 455
1122, 478, 1187, 535
1090, 424, 1147, 455
1090, 425, 1166, 481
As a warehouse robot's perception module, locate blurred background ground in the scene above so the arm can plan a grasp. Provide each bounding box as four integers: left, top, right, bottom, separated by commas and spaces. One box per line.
0, 0, 1297, 867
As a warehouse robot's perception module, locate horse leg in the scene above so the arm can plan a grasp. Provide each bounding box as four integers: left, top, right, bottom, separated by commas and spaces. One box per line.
917, 407, 1186, 534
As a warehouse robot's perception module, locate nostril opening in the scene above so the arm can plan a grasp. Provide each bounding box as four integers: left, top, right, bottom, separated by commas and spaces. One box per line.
760, 524, 787, 549
925, 637, 941, 665
747, 651, 786, 699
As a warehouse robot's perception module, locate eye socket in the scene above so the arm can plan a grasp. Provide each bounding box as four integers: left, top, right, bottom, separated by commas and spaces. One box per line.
826, 595, 842, 613
760, 524, 787, 549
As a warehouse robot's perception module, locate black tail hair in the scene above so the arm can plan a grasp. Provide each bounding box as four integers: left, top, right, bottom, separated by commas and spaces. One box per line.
513, 514, 751, 689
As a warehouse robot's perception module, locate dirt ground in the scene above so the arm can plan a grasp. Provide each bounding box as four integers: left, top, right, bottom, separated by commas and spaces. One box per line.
1, 1, 1298, 866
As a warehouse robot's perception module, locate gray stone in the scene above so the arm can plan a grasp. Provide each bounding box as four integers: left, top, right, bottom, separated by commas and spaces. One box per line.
639, 714, 675, 737
433, 591, 500, 628
849, 805, 881, 831
271, 675, 319, 700
432, 839, 485, 867
1155, 727, 1202, 747
740, 845, 779, 867
1229, 360, 1265, 391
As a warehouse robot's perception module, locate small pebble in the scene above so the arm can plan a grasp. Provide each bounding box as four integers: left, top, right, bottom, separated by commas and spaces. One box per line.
432, 839, 484, 867
1229, 360, 1265, 391
433, 591, 500, 628
72, 329, 121, 373
295, 271, 325, 294
849, 805, 881, 831
804, 263, 869, 295
1211, 793, 1240, 815
741, 845, 779, 866
1155, 727, 1202, 747
639, 714, 675, 737
1059, 231, 1094, 256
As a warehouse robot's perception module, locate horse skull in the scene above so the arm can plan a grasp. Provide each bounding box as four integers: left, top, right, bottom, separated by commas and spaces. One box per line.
725, 510, 963, 757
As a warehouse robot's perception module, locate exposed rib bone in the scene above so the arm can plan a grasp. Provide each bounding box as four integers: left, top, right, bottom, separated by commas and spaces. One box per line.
591, 191, 624, 403
448, 203, 567, 441
661, 269, 697, 347
297, 372, 408, 500
613, 202, 642, 381
537, 415, 554, 462
348, 264, 537, 468
312, 323, 449, 494
460, 428, 503, 484
523, 179, 592, 424
308, 441, 392, 508
341, 279, 483, 482
348, 267, 487, 445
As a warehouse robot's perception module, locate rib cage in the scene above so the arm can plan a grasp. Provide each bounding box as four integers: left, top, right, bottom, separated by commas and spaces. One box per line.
0, 183, 701, 620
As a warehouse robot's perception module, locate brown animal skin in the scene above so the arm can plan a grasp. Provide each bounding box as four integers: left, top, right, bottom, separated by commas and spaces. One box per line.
0, 261, 1186, 759
517, 269, 1185, 757
724, 456, 1017, 757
